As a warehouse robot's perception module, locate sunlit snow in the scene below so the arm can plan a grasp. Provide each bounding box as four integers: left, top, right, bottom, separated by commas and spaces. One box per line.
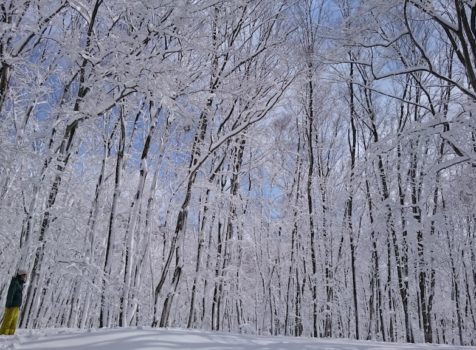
1, 328, 475, 350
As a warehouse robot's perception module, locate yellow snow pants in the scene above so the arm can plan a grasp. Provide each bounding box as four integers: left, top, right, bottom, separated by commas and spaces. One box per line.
0, 307, 20, 335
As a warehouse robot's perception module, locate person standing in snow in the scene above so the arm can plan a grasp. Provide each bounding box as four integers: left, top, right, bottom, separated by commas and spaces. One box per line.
0, 269, 27, 335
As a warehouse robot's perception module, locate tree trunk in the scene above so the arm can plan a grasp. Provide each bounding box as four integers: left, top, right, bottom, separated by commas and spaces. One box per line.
346, 60, 360, 340
100, 111, 126, 328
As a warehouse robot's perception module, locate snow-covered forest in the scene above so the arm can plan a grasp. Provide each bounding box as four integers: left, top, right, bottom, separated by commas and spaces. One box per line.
0, 0, 475, 346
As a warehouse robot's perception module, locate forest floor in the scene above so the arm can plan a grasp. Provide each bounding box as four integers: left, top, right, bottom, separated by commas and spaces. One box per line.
1, 327, 475, 350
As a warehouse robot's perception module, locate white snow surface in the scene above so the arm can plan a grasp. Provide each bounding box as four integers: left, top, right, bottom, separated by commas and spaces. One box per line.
0, 328, 474, 350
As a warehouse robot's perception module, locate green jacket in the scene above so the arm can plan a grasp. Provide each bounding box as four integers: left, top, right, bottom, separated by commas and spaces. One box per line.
5, 276, 24, 308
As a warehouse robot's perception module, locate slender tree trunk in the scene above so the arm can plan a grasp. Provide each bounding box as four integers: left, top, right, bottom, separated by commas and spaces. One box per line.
285, 130, 302, 336
346, 60, 360, 340
448, 237, 464, 345
100, 111, 126, 328
187, 225, 205, 328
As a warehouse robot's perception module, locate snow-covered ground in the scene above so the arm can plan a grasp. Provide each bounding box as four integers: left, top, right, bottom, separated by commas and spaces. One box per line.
1, 328, 475, 350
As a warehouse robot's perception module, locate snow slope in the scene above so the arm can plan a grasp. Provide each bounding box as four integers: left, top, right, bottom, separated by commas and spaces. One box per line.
1, 328, 475, 350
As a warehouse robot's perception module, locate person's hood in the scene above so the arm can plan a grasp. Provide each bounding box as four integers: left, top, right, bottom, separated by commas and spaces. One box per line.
15, 275, 26, 284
